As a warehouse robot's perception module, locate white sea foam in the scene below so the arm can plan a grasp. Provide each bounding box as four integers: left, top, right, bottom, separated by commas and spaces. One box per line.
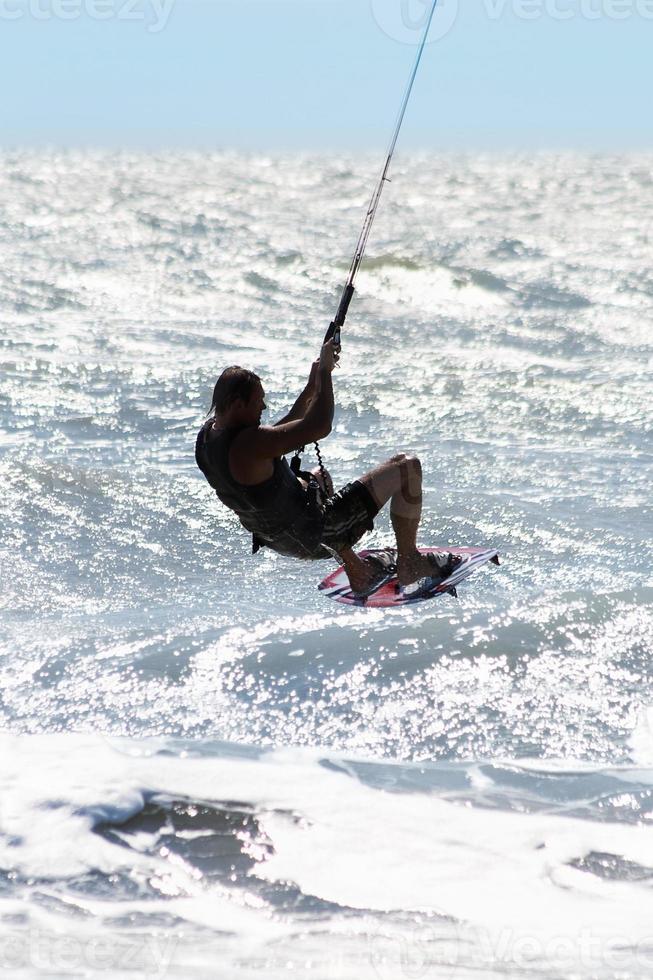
3, 736, 653, 978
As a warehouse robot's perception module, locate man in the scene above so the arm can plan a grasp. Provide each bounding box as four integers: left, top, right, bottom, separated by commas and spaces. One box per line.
195, 339, 460, 598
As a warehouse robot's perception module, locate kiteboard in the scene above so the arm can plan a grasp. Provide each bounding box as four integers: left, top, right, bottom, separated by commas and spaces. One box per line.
318, 547, 500, 608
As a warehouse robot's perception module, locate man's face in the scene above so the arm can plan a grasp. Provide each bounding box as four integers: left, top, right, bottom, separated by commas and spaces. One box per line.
243, 383, 266, 425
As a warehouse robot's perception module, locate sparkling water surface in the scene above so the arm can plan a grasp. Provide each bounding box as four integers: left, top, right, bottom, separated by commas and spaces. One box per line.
1, 149, 652, 978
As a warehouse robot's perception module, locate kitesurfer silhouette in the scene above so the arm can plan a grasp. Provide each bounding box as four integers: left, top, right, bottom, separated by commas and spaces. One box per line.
195, 339, 461, 598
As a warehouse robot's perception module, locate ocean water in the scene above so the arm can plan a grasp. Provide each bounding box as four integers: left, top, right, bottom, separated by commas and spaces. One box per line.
1, 149, 652, 979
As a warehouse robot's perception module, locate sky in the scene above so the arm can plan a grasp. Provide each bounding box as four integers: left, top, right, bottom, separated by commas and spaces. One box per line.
0, 0, 651, 151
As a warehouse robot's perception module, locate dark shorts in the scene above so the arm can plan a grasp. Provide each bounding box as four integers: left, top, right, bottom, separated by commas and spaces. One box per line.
317, 479, 379, 554
257, 477, 380, 561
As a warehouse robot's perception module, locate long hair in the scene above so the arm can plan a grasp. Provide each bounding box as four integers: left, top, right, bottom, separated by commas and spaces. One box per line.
208, 366, 260, 417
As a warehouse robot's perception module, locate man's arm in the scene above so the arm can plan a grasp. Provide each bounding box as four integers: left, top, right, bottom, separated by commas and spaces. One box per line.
274, 361, 319, 427
233, 342, 337, 462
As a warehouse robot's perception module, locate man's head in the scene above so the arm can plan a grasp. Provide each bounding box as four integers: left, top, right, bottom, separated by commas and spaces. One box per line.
210, 367, 266, 426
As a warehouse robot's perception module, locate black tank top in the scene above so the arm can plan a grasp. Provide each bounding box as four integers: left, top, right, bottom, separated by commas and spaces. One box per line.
195, 422, 325, 559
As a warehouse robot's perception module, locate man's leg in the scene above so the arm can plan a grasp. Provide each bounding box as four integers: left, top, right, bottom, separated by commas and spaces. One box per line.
357, 454, 438, 587
312, 465, 386, 592
317, 456, 443, 592
336, 546, 382, 593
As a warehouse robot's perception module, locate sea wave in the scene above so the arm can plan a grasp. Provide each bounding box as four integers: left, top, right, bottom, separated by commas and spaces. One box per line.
3, 736, 653, 979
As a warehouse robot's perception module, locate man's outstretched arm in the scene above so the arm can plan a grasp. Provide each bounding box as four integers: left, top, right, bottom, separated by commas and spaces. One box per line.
235, 342, 337, 462
274, 360, 319, 427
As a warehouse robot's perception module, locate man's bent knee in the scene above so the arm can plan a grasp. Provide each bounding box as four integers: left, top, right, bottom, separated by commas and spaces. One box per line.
390, 453, 421, 474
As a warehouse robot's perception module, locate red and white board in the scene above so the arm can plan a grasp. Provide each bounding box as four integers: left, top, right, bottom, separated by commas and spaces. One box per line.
318, 547, 500, 608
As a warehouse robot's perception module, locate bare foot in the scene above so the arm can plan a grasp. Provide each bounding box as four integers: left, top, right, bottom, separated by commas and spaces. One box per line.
343, 551, 396, 594
347, 568, 375, 593
342, 555, 379, 594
